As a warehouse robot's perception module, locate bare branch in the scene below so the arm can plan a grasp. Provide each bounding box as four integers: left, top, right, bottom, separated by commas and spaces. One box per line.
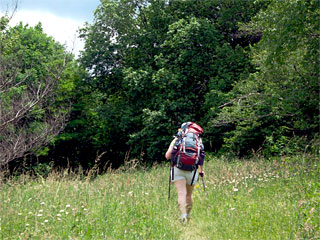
211, 112, 296, 127
0, 110, 68, 166
0, 54, 71, 166
2, 0, 18, 22
218, 92, 261, 109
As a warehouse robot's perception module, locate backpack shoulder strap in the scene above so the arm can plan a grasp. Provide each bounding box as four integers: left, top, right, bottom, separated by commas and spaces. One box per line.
190, 165, 198, 186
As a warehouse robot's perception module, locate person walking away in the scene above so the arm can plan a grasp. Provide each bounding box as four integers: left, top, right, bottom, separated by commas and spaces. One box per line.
165, 122, 205, 223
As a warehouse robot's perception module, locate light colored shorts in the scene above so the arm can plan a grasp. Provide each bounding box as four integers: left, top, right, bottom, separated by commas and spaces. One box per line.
171, 166, 199, 185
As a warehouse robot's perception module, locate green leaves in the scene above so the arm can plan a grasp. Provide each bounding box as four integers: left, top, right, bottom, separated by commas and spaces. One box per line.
72, 0, 266, 164
214, 0, 319, 156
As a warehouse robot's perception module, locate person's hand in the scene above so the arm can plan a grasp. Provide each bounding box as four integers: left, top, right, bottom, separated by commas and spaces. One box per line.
199, 172, 204, 177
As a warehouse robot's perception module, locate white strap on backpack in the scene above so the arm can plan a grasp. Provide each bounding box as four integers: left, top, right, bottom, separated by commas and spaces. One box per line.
195, 135, 202, 165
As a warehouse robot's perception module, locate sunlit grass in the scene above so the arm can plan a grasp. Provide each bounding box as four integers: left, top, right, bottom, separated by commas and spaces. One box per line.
0, 154, 319, 239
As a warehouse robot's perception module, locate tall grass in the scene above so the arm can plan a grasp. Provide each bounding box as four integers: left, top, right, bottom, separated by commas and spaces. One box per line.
0, 154, 319, 239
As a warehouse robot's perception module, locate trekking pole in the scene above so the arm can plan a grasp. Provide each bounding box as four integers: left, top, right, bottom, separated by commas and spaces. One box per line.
168, 166, 171, 201
200, 172, 209, 208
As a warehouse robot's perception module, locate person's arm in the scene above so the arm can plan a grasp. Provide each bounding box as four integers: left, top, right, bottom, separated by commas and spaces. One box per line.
165, 138, 177, 160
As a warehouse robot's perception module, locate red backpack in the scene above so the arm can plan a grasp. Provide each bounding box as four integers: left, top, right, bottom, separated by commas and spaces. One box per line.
171, 122, 204, 171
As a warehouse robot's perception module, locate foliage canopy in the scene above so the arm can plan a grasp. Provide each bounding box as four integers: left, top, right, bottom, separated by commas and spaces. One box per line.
3, 0, 318, 169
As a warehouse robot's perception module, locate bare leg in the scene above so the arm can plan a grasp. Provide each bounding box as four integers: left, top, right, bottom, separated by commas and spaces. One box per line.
174, 179, 187, 215
186, 184, 194, 215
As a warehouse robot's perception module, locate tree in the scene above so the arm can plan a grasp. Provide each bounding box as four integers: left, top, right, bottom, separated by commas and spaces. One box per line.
68, 0, 267, 167
213, 0, 319, 156
0, 19, 76, 167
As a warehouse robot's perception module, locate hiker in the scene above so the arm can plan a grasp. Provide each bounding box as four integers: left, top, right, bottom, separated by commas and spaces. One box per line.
165, 122, 205, 223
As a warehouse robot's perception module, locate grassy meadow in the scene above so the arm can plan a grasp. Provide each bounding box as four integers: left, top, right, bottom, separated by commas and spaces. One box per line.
0, 154, 319, 240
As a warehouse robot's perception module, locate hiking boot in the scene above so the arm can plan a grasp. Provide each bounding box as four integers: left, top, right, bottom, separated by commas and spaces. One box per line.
180, 213, 188, 224
181, 216, 187, 224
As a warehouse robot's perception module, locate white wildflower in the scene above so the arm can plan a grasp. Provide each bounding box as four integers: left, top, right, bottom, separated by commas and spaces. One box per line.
39, 209, 43, 213
57, 217, 61, 221
233, 188, 239, 192
59, 210, 64, 213
40, 202, 45, 205
25, 224, 30, 227
18, 213, 22, 216
66, 204, 71, 208
37, 214, 43, 217
66, 212, 69, 215
230, 208, 236, 211
56, 214, 61, 217
44, 220, 48, 223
